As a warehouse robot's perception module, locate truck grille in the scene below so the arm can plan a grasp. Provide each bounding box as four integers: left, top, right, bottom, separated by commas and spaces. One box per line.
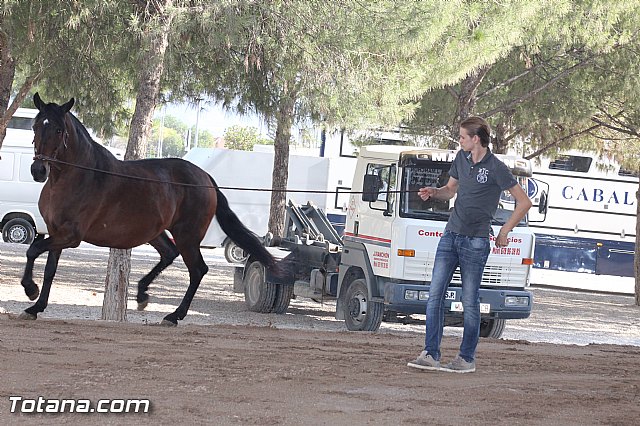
403, 254, 528, 287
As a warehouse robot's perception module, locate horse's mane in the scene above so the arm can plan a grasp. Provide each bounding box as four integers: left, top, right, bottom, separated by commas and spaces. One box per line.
66, 112, 118, 163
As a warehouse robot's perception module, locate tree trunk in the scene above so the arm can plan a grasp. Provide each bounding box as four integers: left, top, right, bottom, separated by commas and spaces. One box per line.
448, 66, 491, 149
102, 0, 174, 321
101, 248, 132, 321
267, 84, 296, 238
0, 24, 15, 117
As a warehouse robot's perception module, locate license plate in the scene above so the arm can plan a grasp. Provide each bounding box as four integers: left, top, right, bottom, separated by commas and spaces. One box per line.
445, 291, 456, 300
450, 302, 491, 313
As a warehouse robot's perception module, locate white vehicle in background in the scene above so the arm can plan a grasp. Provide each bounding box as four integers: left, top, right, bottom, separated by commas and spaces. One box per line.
0, 108, 45, 244
183, 147, 356, 263
529, 151, 638, 279
0, 108, 122, 244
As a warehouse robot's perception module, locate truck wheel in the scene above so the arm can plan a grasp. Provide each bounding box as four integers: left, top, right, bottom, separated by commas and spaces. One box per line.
342, 279, 383, 331
479, 318, 506, 338
270, 284, 294, 314
224, 239, 248, 264
243, 260, 276, 312
2, 218, 36, 245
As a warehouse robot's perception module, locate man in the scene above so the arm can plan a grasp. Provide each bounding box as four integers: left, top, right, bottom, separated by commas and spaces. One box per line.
408, 116, 532, 373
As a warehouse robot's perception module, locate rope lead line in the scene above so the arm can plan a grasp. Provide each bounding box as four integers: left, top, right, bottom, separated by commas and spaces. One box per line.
33, 154, 409, 195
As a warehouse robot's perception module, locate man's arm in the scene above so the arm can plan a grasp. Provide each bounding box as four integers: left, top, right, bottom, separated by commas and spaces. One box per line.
418, 176, 459, 201
496, 183, 533, 247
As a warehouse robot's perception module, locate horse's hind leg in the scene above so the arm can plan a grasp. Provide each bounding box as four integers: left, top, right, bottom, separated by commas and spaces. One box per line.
161, 244, 208, 326
136, 232, 179, 310
20, 249, 62, 320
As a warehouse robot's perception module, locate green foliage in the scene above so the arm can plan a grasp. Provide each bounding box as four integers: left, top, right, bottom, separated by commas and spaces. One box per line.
146, 114, 219, 157
223, 125, 271, 151
405, 1, 640, 156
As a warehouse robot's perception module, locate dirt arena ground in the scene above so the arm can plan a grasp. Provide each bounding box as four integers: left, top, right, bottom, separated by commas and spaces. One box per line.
1, 243, 639, 425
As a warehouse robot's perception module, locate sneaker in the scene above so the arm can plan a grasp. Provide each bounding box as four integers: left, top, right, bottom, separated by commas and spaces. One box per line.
407, 351, 440, 371
441, 355, 476, 373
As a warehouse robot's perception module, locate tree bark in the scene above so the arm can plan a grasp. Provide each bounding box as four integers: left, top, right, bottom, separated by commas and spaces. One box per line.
448, 66, 490, 149
267, 81, 296, 238
101, 248, 132, 321
102, 0, 174, 321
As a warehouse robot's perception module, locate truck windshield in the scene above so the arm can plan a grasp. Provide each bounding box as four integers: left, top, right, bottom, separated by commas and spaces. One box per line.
400, 162, 529, 226
400, 163, 452, 221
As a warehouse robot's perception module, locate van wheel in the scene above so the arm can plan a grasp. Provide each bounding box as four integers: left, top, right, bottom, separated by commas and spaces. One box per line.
2, 218, 36, 244
341, 279, 383, 331
479, 318, 506, 338
224, 239, 248, 264
243, 261, 276, 313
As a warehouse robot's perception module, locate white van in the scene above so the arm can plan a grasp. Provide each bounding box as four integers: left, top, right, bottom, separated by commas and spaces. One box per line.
0, 108, 46, 244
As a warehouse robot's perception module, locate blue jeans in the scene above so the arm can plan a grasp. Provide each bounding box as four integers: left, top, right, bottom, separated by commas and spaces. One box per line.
424, 231, 490, 362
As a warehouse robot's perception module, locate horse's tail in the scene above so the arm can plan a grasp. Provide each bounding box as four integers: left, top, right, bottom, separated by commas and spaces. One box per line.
210, 176, 277, 269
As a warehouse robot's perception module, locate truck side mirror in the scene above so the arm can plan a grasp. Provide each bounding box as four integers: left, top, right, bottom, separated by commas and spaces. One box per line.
362, 174, 381, 202
538, 190, 548, 214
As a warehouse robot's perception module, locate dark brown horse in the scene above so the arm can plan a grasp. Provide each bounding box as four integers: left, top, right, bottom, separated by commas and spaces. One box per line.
20, 93, 276, 325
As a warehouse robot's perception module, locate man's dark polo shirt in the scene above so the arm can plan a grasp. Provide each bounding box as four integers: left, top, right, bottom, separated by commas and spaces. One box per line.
445, 149, 517, 238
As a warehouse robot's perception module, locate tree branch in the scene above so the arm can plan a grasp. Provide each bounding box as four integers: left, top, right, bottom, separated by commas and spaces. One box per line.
482, 56, 594, 118
590, 115, 640, 138
524, 121, 603, 159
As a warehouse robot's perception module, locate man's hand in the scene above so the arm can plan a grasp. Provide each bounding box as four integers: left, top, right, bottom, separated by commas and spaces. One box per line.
495, 232, 510, 248
419, 187, 437, 201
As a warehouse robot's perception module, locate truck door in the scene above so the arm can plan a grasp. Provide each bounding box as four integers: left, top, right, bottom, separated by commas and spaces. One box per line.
354, 162, 396, 277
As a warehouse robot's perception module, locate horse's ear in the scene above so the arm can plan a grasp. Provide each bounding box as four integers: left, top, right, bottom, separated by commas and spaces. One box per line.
61, 98, 75, 114
33, 92, 45, 111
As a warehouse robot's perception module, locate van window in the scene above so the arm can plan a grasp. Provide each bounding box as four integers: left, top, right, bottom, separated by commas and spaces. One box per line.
0, 153, 15, 180
548, 155, 592, 172
9, 116, 34, 130
618, 168, 639, 178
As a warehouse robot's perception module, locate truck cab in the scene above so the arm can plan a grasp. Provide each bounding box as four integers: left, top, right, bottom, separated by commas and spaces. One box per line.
336, 146, 540, 335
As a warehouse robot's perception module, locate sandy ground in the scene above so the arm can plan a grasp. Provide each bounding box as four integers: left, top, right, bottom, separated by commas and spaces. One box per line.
1, 242, 640, 425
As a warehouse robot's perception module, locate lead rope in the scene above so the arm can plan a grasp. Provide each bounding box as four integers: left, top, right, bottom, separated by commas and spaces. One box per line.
32, 154, 406, 195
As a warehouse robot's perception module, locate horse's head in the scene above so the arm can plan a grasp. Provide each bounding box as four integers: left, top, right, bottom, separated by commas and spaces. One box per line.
31, 92, 75, 182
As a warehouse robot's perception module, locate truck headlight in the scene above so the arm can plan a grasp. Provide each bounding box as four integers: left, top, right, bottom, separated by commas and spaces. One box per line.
405, 290, 419, 300
505, 296, 529, 307
419, 291, 429, 300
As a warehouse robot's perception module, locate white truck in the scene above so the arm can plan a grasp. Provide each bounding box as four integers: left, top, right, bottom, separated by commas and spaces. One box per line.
183, 147, 356, 262
236, 145, 548, 337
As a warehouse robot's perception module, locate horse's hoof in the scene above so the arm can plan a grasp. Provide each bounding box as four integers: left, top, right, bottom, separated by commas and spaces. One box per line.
137, 300, 148, 311
24, 285, 40, 301
18, 311, 37, 321
160, 319, 178, 327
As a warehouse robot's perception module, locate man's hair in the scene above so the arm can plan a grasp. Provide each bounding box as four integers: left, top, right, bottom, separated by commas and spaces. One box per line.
460, 116, 491, 148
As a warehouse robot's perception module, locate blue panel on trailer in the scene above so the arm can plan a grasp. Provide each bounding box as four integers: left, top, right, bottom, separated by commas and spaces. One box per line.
595, 240, 635, 277
327, 213, 346, 237
533, 234, 597, 273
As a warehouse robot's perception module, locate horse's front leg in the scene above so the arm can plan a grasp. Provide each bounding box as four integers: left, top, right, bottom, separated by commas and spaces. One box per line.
20, 249, 62, 320
21, 238, 51, 300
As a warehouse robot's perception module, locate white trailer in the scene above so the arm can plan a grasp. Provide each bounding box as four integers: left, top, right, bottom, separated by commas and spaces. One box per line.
183, 147, 356, 262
